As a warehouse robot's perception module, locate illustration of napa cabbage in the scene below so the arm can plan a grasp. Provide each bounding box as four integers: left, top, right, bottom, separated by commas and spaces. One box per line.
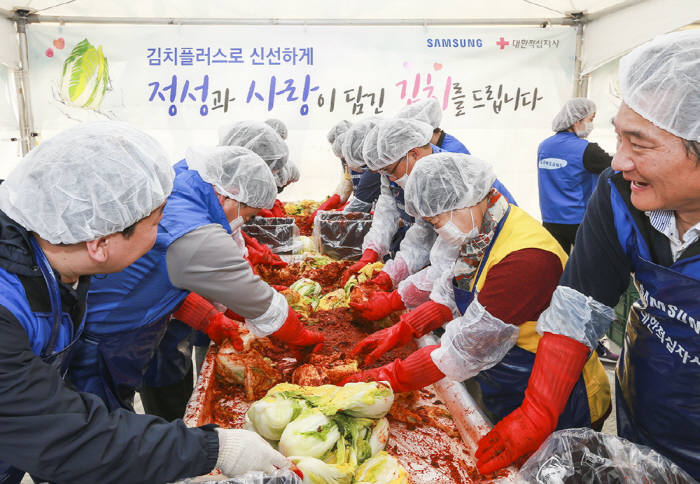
60, 39, 109, 110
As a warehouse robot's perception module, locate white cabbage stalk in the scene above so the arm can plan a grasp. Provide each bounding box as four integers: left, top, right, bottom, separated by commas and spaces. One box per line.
353, 452, 409, 484
289, 456, 354, 484
279, 408, 340, 459
369, 418, 390, 456
290, 278, 322, 298
59, 38, 109, 110
246, 393, 307, 441
324, 382, 394, 418
327, 415, 374, 467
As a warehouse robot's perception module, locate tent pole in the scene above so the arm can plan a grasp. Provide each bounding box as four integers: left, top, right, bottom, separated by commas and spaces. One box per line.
12, 11, 36, 156
573, 20, 589, 98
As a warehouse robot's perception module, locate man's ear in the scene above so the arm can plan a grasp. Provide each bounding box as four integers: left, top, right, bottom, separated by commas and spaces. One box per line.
85, 236, 110, 263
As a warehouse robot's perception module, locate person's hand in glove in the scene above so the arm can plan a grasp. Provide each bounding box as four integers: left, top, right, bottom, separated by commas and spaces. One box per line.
243, 233, 287, 267
369, 271, 393, 291
349, 289, 405, 321
342, 249, 379, 284
215, 428, 289, 476
341, 345, 445, 393
475, 333, 590, 475
303, 194, 343, 232
352, 301, 453, 364
173, 293, 244, 350
271, 307, 325, 353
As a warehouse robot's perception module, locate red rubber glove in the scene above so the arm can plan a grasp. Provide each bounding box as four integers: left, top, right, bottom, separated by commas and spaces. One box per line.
271, 307, 325, 351
349, 289, 405, 321
270, 284, 289, 292
342, 249, 379, 284
341, 345, 444, 393
257, 208, 274, 218
173, 293, 244, 349
271, 199, 287, 217
306, 194, 343, 230
370, 271, 394, 291
475, 333, 590, 474
352, 301, 453, 364
244, 234, 287, 267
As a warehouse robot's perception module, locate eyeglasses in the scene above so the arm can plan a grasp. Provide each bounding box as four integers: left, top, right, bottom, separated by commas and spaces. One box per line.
379, 155, 407, 177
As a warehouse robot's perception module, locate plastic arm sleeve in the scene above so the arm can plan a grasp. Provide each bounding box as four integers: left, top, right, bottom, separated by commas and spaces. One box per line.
165, 224, 275, 320
343, 195, 373, 213
536, 285, 616, 349
361, 177, 400, 258
393, 219, 438, 275
431, 298, 519, 382
428, 264, 461, 318
244, 290, 289, 337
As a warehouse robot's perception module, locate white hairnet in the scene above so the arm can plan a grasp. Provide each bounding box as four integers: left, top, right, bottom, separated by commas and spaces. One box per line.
218, 121, 289, 173
331, 133, 346, 159
275, 161, 300, 187
396, 98, 443, 129
186, 145, 276, 209
327, 120, 352, 144
404, 152, 495, 217
0, 121, 173, 244
371, 118, 433, 170
361, 125, 382, 170
265, 118, 288, 140
342, 117, 385, 170
619, 30, 700, 142
551, 98, 596, 132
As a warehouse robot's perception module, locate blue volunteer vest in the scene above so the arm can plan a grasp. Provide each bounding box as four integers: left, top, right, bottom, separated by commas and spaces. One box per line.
538, 131, 598, 224
609, 179, 700, 479
69, 163, 231, 410
0, 238, 86, 484
439, 132, 471, 155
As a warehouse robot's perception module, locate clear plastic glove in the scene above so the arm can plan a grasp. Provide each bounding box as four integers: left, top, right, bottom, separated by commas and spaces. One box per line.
342, 249, 379, 284
475, 333, 590, 474
349, 289, 405, 321
341, 345, 444, 393
215, 428, 289, 476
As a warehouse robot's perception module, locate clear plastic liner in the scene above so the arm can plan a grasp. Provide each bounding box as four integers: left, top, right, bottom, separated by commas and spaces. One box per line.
243, 217, 300, 254
172, 469, 302, 484
517, 428, 697, 484
313, 211, 373, 260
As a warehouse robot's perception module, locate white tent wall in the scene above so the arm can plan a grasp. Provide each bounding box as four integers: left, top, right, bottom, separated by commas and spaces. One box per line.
0, 17, 21, 178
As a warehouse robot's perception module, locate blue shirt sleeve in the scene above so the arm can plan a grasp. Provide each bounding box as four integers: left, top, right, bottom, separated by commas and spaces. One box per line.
354, 170, 382, 204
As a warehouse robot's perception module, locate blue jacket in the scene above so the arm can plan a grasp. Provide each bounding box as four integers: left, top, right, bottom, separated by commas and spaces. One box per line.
0, 211, 217, 484
538, 131, 598, 224
438, 131, 470, 154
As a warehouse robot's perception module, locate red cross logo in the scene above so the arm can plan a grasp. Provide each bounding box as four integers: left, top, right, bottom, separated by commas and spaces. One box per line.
496, 37, 510, 49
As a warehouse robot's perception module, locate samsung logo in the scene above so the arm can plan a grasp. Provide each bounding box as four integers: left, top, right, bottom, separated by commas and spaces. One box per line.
426, 38, 483, 48
539, 158, 568, 169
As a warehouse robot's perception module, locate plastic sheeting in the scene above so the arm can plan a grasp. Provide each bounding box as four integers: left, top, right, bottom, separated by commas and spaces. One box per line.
173, 469, 301, 484
243, 217, 300, 254
517, 428, 696, 484
313, 211, 373, 260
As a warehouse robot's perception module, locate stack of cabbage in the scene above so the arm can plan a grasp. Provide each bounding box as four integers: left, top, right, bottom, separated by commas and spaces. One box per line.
246, 381, 408, 484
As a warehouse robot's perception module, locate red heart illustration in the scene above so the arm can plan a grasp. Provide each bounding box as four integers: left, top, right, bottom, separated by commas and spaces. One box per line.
45, 48, 54, 58
433, 62, 443, 71
53, 38, 65, 49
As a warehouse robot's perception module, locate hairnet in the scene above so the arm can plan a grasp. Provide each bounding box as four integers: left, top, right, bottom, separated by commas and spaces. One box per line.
619, 30, 700, 142
551, 98, 596, 132
275, 161, 300, 187
341, 117, 384, 170
331, 133, 346, 159
218, 121, 289, 173
186, 145, 276, 209
0, 121, 173, 245
327, 120, 352, 144
371, 118, 433, 170
404, 152, 495, 217
265, 118, 288, 140
396, 98, 443, 129
361, 125, 382, 170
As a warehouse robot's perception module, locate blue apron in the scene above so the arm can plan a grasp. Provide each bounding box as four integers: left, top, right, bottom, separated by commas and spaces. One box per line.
616, 243, 700, 478
70, 164, 232, 411
0, 238, 86, 484
350, 168, 363, 189
452, 207, 590, 427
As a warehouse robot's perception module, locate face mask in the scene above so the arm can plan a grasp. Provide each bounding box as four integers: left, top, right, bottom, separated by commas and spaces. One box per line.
575, 121, 593, 138
435, 208, 478, 246
393, 174, 408, 188
229, 203, 244, 232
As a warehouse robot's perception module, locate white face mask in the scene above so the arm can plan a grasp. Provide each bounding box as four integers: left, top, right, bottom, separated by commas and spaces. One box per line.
393, 174, 408, 188
575, 121, 593, 138
229, 203, 244, 232
435, 208, 478, 247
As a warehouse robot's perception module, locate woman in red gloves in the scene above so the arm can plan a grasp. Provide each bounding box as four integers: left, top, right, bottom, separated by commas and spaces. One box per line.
70, 146, 323, 418
342, 153, 610, 473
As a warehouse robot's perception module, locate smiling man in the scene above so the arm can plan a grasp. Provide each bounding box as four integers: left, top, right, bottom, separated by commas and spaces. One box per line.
474, 30, 700, 478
